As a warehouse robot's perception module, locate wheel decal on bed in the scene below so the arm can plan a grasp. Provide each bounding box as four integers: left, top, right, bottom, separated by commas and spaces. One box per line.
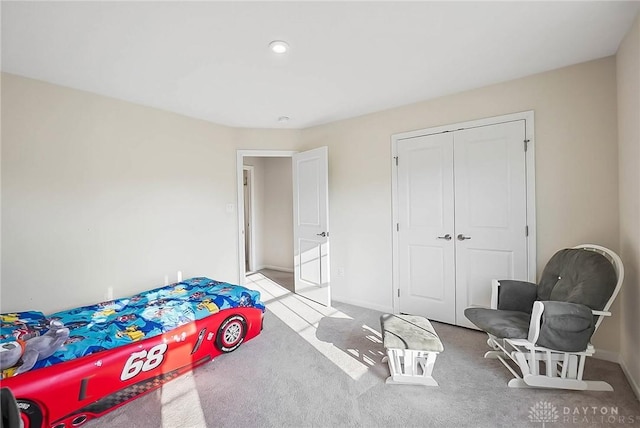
120, 343, 168, 381
215, 315, 247, 353
17, 399, 43, 428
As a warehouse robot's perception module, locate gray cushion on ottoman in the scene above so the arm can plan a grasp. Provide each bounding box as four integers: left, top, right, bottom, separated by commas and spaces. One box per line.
380, 314, 444, 352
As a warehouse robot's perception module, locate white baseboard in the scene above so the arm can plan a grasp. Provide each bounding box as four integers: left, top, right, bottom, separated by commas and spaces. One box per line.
331, 295, 393, 314
256, 265, 293, 273
620, 357, 640, 401
593, 348, 620, 363
592, 349, 639, 401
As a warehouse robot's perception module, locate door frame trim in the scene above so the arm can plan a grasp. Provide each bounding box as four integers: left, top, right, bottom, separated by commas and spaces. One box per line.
236, 150, 297, 285
243, 165, 255, 273
390, 111, 536, 314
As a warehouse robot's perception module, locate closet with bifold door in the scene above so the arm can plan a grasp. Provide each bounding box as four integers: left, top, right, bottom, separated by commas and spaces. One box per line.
392, 112, 536, 328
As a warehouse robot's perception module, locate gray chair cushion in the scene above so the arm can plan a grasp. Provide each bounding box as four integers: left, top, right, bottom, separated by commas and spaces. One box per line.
464, 308, 530, 339
536, 301, 595, 352
497, 280, 538, 313
537, 248, 617, 311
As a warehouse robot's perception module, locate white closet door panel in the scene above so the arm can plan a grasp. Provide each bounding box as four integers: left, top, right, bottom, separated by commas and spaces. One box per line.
464, 248, 514, 308
454, 121, 528, 328
408, 244, 446, 295
397, 133, 455, 324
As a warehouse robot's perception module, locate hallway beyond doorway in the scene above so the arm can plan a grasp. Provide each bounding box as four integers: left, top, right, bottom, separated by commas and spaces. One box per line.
251, 268, 294, 293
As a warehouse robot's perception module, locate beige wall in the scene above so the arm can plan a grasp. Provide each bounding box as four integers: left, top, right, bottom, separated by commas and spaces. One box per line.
261, 157, 293, 271
301, 56, 621, 351
1, 55, 623, 357
1, 73, 246, 312
1, 74, 238, 311
0, 74, 3, 297
617, 12, 640, 397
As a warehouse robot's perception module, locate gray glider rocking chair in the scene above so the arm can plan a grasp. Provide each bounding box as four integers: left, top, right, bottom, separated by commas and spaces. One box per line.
465, 244, 624, 391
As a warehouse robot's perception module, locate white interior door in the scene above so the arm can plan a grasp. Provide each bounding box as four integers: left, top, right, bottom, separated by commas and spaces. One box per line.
292, 146, 331, 306
397, 133, 456, 323
454, 121, 528, 328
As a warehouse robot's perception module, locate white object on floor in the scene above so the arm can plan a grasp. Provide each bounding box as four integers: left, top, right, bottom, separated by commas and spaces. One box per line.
380, 314, 444, 386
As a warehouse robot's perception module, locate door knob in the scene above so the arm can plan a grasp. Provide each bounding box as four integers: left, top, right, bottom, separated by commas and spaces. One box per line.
317, 232, 327, 237
457, 234, 471, 241
437, 234, 452, 241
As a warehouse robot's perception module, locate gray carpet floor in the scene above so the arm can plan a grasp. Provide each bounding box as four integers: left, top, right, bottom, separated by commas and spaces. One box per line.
85, 273, 640, 428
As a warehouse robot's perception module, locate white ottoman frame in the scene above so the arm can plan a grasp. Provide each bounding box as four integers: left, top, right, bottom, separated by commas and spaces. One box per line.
382, 349, 439, 386
380, 314, 443, 386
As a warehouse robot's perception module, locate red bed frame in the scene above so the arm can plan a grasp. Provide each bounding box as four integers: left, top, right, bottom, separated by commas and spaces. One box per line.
2, 306, 263, 428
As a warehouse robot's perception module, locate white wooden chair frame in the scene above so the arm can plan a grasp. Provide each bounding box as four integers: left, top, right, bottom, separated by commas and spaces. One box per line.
483, 244, 624, 391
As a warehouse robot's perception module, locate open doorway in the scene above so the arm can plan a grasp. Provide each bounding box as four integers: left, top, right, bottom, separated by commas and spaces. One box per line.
239, 152, 296, 292
237, 148, 331, 307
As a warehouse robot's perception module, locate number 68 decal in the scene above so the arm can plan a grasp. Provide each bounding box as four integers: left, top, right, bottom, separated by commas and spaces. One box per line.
120, 343, 168, 381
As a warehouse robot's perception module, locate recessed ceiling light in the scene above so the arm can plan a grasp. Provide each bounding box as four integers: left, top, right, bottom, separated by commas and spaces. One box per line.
278, 116, 290, 123
269, 40, 289, 54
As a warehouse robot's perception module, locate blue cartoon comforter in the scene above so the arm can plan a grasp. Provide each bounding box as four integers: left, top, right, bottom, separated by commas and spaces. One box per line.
0, 277, 264, 372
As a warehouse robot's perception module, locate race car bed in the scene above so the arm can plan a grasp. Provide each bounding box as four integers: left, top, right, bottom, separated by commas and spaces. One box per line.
0, 277, 265, 428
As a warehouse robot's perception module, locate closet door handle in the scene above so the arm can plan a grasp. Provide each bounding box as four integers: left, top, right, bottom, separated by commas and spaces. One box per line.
457, 234, 471, 241
437, 234, 452, 241
317, 232, 327, 237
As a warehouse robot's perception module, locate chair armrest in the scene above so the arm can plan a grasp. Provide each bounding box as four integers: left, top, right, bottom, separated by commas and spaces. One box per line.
527, 301, 595, 352
492, 280, 538, 312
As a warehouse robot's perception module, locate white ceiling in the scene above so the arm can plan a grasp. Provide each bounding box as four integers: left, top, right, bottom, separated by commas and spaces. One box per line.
2, 1, 639, 129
